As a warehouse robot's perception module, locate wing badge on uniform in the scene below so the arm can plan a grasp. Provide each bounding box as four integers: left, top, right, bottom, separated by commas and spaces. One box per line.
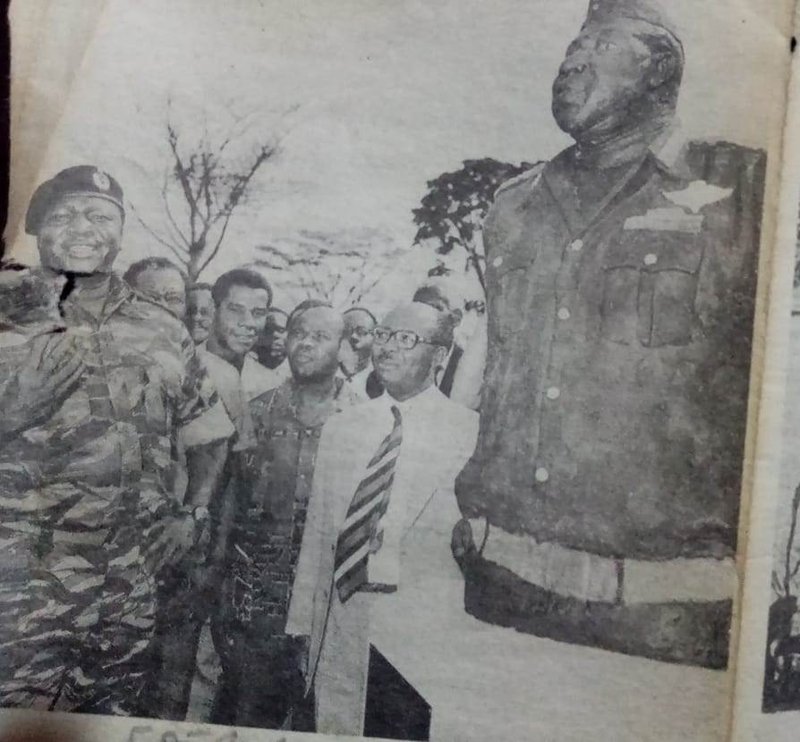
662, 180, 733, 213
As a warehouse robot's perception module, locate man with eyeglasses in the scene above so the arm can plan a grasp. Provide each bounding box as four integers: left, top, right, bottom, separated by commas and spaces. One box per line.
123, 257, 188, 320
211, 299, 361, 729
186, 283, 215, 347
339, 306, 383, 401
284, 301, 479, 738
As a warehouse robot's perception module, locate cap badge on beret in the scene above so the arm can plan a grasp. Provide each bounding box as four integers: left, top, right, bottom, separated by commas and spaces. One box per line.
24, 165, 125, 236
92, 169, 111, 192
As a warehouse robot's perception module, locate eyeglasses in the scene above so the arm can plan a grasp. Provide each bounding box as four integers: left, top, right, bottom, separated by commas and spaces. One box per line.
371, 327, 445, 350
349, 326, 373, 338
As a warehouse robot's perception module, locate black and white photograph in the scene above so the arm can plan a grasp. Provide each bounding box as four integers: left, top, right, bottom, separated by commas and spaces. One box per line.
0, 0, 791, 740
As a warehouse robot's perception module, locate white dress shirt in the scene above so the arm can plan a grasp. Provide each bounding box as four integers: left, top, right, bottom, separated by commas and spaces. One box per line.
287, 383, 478, 736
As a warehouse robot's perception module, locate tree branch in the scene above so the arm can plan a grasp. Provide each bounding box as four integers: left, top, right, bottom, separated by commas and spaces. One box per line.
161, 172, 191, 249
196, 211, 233, 278
129, 203, 190, 268
167, 122, 199, 246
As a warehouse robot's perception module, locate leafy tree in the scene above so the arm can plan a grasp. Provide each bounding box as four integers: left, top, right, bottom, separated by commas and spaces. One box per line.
412, 158, 537, 294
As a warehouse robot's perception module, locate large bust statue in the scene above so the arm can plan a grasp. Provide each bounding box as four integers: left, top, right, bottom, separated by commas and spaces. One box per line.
454, 0, 765, 668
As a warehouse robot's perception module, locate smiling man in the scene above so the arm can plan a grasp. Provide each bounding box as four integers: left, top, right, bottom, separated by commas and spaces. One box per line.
454, 0, 765, 669
0, 165, 233, 714
205, 269, 278, 401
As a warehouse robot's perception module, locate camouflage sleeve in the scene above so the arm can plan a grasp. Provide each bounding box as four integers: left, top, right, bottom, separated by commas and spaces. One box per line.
175, 328, 235, 447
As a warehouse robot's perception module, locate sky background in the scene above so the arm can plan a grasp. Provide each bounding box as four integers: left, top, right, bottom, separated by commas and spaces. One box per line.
8, 0, 790, 314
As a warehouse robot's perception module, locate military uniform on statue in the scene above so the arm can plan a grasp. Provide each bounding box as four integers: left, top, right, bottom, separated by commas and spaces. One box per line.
454, 0, 765, 667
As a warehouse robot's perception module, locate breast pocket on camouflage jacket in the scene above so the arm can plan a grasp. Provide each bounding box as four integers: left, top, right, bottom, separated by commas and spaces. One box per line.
601, 214, 705, 348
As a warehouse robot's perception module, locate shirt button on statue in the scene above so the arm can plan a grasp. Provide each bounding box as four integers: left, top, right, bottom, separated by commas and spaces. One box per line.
643, 253, 658, 266
569, 238, 583, 251
492, 256, 504, 268
546, 387, 561, 400
534, 467, 549, 484
557, 307, 571, 321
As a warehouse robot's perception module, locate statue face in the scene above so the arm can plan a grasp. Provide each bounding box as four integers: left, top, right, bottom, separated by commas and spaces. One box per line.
552, 23, 653, 140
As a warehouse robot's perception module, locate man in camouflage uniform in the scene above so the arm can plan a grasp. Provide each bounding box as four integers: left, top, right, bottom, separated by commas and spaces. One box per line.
0, 166, 232, 714
454, 0, 765, 667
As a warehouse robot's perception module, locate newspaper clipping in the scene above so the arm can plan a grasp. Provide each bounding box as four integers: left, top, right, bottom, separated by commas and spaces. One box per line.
1, 0, 793, 740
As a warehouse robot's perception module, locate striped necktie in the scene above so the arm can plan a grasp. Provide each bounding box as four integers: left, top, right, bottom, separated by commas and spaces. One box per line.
334, 405, 403, 603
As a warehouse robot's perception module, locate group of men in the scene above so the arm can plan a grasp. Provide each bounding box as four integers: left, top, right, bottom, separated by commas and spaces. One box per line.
0, 157, 479, 735
0, 0, 767, 739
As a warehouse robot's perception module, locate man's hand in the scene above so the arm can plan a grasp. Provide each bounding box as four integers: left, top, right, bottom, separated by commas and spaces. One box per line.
451, 517, 478, 572
294, 634, 311, 675
144, 514, 198, 575
0, 333, 84, 441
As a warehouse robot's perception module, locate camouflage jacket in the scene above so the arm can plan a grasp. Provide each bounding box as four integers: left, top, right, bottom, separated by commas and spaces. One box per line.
0, 272, 231, 539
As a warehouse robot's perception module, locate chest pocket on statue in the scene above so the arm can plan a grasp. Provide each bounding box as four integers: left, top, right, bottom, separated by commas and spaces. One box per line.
601, 228, 704, 348
488, 249, 535, 340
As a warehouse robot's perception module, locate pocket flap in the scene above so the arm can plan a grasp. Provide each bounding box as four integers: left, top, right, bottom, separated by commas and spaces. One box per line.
604, 229, 704, 274
487, 247, 532, 278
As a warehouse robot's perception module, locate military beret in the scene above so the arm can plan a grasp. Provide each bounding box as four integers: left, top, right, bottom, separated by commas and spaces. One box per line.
583, 0, 681, 45
25, 165, 124, 235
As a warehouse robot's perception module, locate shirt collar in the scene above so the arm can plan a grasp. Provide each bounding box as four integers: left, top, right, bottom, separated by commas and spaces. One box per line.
62, 272, 133, 325
651, 118, 684, 171
381, 382, 442, 417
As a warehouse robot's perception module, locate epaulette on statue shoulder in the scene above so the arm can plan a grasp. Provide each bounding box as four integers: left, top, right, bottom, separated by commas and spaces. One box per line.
494, 163, 546, 199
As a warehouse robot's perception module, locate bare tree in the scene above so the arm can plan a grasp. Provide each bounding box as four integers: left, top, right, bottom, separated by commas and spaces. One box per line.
133, 119, 278, 283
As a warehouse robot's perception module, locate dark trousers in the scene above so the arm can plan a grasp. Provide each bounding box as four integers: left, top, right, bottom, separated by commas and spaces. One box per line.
211, 609, 314, 730
140, 572, 207, 720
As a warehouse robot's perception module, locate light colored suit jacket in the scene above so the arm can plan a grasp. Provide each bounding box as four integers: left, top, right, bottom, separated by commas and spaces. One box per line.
286, 384, 478, 735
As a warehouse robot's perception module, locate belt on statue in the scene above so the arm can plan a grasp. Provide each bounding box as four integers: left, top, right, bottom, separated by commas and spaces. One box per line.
469, 518, 736, 605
